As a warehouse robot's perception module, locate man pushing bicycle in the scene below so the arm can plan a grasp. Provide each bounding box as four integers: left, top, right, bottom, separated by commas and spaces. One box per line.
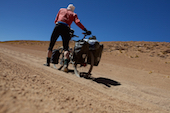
44, 4, 91, 72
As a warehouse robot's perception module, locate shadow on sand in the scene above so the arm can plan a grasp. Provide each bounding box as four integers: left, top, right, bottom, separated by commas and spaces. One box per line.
67, 69, 121, 87
87, 77, 121, 87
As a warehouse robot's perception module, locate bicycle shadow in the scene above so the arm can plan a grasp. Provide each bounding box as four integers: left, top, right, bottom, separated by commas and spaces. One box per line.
68, 69, 121, 87
88, 77, 121, 87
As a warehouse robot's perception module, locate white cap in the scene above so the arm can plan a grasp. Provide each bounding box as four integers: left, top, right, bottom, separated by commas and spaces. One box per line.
67, 4, 75, 12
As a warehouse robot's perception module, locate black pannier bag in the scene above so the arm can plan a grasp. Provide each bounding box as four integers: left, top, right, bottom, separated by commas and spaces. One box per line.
51, 49, 60, 64
84, 36, 103, 66
73, 40, 89, 64
88, 44, 103, 66
93, 44, 103, 66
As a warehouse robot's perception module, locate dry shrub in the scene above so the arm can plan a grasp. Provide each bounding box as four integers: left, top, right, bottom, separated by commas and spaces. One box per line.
114, 46, 126, 50
162, 50, 170, 54
137, 49, 144, 53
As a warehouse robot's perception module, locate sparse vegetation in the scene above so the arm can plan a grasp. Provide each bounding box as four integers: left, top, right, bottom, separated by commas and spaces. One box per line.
129, 56, 133, 58
119, 50, 123, 53
163, 50, 170, 54
165, 62, 170, 64
135, 55, 139, 58
149, 71, 153, 74
137, 49, 144, 53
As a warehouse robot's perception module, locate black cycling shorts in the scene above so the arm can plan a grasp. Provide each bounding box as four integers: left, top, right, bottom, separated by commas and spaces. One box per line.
48, 23, 70, 51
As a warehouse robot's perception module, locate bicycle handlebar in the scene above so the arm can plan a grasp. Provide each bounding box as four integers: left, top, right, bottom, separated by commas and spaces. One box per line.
71, 32, 91, 39
82, 32, 91, 39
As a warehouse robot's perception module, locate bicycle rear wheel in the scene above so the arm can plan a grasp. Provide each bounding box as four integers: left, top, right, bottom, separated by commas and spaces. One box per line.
74, 51, 94, 78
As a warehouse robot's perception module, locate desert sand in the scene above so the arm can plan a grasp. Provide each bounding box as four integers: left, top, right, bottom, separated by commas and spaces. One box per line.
0, 40, 170, 113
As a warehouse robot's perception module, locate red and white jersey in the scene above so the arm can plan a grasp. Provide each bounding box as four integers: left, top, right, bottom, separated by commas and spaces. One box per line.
54, 8, 85, 30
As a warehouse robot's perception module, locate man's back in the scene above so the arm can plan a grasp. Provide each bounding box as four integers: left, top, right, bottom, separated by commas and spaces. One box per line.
55, 8, 76, 26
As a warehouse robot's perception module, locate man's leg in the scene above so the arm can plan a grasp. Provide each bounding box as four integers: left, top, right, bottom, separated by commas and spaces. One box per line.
64, 50, 69, 64
48, 50, 52, 58
60, 25, 70, 72
63, 50, 70, 72
62, 36, 70, 72
44, 25, 60, 66
44, 50, 52, 66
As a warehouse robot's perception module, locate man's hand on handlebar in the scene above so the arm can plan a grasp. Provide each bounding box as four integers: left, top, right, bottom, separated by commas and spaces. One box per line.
83, 28, 91, 35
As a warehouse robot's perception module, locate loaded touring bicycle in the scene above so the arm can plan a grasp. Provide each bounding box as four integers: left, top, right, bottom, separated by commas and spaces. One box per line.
51, 30, 103, 78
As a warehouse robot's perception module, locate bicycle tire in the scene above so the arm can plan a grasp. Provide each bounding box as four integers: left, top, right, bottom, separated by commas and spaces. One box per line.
74, 51, 94, 78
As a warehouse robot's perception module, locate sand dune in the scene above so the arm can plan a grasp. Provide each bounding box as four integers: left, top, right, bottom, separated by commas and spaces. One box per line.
0, 40, 170, 113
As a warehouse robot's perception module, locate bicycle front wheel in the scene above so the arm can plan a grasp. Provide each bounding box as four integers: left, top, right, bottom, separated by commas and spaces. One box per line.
74, 51, 94, 78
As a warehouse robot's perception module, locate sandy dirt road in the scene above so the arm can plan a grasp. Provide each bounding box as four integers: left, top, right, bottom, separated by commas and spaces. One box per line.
0, 41, 170, 113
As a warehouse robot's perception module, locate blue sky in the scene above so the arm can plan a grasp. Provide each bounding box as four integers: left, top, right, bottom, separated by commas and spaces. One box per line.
0, 0, 170, 42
